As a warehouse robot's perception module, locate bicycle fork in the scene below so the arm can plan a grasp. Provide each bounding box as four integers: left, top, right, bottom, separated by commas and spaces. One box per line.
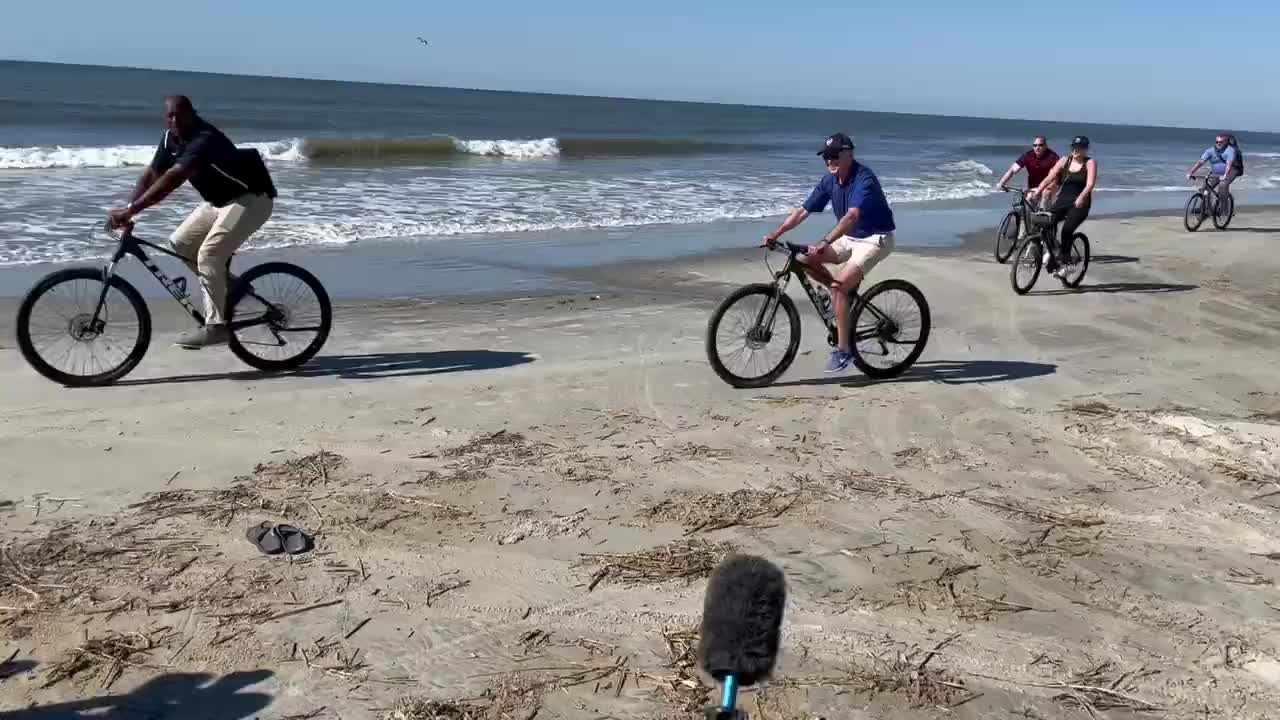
751, 274, 793, 340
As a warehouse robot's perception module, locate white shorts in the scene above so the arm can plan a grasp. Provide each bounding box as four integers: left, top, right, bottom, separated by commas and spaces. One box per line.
829, 232, 895, 274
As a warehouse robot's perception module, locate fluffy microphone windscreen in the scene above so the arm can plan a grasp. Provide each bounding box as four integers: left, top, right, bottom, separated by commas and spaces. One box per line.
697, 553, 787, 686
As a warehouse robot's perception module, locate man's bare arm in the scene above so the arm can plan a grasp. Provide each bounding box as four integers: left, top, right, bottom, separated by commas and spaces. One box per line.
822, 208, 861, 244
128, 167, 159, 204
764, 208, 811, 242
131, 165, 194, 214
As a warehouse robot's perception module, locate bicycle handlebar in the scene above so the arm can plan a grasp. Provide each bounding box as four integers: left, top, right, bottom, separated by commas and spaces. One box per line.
762, 240, 812, 256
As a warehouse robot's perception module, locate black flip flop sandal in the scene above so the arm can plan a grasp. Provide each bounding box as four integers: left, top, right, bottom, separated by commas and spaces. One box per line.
246, 521, 284, 555
276, 524, 314, 555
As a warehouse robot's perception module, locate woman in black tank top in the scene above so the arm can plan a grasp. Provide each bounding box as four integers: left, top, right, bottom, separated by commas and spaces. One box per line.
1030, 135, 1097, 268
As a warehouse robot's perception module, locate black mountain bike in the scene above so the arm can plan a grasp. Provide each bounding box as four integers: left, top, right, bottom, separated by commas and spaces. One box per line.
994, 187, 1036, 263
15, 223, 333, 386
705, 241, 930, 388
1184, 174, 1234, 231
1006, 189, 1090, 295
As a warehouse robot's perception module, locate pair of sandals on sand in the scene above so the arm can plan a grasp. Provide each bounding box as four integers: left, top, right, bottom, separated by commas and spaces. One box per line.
245, 521, 314, 555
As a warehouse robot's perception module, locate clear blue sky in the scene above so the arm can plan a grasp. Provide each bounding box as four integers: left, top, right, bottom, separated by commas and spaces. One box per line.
3, 0, 1277, 130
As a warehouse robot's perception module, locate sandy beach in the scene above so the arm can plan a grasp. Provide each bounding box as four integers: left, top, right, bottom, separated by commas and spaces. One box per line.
2, 209, 1279, 719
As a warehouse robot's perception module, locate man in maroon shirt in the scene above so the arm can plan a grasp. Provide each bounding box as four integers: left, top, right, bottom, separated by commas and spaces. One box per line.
997, 136, 1060, 207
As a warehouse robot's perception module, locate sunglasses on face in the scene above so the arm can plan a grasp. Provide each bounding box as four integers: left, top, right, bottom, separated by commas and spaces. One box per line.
822, 152, 843, 162
1032, 143, 1045, 147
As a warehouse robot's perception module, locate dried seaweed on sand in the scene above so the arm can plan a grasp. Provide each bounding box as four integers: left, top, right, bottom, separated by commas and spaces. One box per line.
577, 539, 735, 591
642, 487, 802, 533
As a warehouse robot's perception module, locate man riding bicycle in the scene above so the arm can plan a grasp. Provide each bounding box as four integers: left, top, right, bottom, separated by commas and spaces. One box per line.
763, 133, 896, 373
997, 136, 1060, 207
107, 95, 277, 348
1186, 133, 1243, 213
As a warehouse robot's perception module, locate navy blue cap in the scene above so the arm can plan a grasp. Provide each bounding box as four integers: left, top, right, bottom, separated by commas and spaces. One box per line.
818, 132, 855, 155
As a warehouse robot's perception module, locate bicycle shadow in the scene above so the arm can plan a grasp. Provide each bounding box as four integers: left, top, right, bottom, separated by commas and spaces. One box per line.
1, 669, 273, 719
773, 359, 1057, 388
115, 349, 536, 386
1091, 254, 1140, 264
1031, 282, 1197, 296
1228, 227, 1279, 234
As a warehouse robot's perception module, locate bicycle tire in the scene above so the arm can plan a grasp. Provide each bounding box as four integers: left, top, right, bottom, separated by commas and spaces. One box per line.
1060, 233, 1090, 289
15, 267, 152, 387
705, 283, 800, 388
1212, 193, 1234, 230
995, 211, 1019, 264
1010, 237, 1042, 295
226, 262, 332, 372
1183, 193, 1205, 232
848, 279, 930, 379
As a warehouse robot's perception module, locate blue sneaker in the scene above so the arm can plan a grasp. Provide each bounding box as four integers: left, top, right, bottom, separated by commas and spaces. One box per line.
824, 350, 852, 373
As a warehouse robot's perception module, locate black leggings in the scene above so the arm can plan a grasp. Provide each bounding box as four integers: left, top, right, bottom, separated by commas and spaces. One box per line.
1049, 201, 1089, 260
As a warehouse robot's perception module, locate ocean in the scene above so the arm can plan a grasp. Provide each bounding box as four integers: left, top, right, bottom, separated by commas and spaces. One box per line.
3, 60, 1280, 293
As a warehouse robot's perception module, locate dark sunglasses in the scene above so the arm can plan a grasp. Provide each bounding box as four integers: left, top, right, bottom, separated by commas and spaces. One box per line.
1032, 143, 1046, 147
822, 151, 844, 161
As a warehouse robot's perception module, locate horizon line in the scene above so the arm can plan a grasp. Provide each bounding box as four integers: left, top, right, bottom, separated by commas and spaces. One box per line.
0, 57, 1268, 135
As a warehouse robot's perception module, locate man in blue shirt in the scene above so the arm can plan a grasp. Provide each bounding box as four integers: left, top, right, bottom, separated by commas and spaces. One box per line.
1187, 133, 1244, 213
764, 132, 896, 373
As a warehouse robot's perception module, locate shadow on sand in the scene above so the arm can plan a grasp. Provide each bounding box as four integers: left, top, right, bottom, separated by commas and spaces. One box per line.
1032, 281, 1197, 296
1, 668, 273, 719
112, 349, 536, 387
774, 358, 1057, 388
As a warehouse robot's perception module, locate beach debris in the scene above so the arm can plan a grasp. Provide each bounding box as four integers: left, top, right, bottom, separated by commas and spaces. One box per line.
43, 627, 175, 690
640, 487, 802, 534
497, 509, 587, 545
577, 538, 735, 591
779, 633, 977, 708
639, 625, 707, 716
424, 575, 470, 607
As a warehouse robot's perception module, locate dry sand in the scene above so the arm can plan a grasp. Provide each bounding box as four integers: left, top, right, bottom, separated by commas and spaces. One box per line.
1, 210, 1279, 719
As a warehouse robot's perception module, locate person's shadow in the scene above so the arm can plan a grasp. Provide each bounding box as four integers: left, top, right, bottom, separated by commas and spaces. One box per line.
773, 358, 1057, 388
113, 348, 536, 387
1, 669, 273, 719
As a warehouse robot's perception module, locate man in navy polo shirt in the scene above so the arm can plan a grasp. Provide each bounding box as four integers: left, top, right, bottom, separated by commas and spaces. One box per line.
108, 95, 277, 349
764, 132, 896, 373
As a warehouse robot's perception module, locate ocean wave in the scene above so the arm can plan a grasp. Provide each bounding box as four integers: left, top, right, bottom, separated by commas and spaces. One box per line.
0, 135, 773, 169
1249, 151, 1280, 158
0, 139, 306, 169
937, 159, 994, 176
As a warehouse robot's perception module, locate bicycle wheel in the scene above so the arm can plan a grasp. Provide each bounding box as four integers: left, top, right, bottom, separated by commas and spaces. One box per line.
226, 262, 332, 372
1212, 193, 1234, 229
15, 267, 152, 386
1059, 233, 1091, 289
1183, 193, 1205, 232
995, 211, 1020, 264
705, 283, 800, 388
1010, 237, 1043, 295
848, 279, 930, 379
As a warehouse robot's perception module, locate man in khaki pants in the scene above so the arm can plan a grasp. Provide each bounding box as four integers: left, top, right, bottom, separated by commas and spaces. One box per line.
108, 95, 277, 348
